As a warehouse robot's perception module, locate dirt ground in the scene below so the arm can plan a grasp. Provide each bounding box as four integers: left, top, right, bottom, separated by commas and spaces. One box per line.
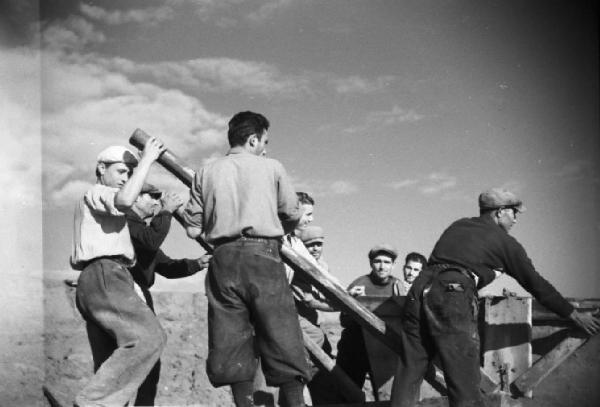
6, 273, 598, 406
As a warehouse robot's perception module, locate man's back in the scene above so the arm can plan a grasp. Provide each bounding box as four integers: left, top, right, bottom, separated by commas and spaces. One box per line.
186, 147, 299, 243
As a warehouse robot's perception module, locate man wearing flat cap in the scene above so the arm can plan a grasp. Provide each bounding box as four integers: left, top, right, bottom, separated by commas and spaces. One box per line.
391, 187, 600, 407
290, 225, 342, 404
71, 140, 167, 406
336, 244, 402, 399
125, 183, 211, 405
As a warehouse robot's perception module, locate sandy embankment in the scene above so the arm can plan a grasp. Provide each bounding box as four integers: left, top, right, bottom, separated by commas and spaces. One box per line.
7, 268, 599, 406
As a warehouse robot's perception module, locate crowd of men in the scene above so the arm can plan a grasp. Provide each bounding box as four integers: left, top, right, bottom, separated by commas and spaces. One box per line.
71, 111, 599, 407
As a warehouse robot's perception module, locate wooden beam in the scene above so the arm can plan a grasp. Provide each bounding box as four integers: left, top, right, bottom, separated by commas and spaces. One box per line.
42, 385, 65, 407
511, 334, 588, 395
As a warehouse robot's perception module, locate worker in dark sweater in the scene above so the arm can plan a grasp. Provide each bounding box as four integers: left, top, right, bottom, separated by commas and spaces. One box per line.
390, 187, 600, 407
127, 183, 210, 406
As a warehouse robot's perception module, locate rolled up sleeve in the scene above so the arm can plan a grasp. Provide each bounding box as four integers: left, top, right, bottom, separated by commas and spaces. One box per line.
182, 169, 205, 231
84, 185, 124, 216
275, 162, 300, 223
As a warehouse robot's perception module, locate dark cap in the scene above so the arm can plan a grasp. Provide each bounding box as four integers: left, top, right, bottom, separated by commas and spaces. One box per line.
298, 225, 324, 244
478, 188, 526, 212
140, 183, 162, 198
368, 244, 398, 261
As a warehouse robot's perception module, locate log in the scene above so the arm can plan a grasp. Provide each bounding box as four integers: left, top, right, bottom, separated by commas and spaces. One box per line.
512, 335, 588, 395
130, 129, 195, 186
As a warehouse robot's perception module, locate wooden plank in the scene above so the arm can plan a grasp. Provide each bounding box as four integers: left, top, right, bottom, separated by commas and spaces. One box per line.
42, 385, 65, 407
512, 335, 588, 395
532, 298, 600, 324
480, 296, 531, 396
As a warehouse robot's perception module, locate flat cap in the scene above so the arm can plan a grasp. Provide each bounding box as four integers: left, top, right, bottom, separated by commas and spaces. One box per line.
299, 225, 324, 244
97, 146, 138, 166
140, 183, 162, 198
368, 243, 398, 261
478, 188, 526, 212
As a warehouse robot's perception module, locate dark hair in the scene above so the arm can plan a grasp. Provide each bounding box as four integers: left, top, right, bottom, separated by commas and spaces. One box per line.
405, 252, 427, 266
296, 191, 314, 205
228, 111, 270, 147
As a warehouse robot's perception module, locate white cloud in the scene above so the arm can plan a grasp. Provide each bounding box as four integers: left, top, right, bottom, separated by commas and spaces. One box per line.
341, 105, 426, 135
367, 106, 426, 125
50, 180, 93, 206
80, 4, 174, 26
385, 179, 419, 189
386, 172, 457, 196
167, 0, 294, 25
30, 18, 232, 208
419, 172, 457, 194
332, 75, 395, 94
101, 57, 311, 98
330, 180, 359, 195
246, 0, 293, 22
291, 177, 359, 197
41, 16, 105, 51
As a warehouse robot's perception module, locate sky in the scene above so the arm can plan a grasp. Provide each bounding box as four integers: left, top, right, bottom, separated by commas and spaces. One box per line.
1, 0, 599, 297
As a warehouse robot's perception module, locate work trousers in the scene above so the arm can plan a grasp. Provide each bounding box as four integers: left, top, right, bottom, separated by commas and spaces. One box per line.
297, 315, 338, 405
336, 324, 370, 391
205, 239, 310, 388
134, 288, 161, 406
390, 266, 483, 407
75, 258, 167, 406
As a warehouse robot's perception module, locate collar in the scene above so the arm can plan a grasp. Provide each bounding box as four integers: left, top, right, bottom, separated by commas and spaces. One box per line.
477, 214, 508, 233
368, 273, 393, 286
227, 146, 252, 156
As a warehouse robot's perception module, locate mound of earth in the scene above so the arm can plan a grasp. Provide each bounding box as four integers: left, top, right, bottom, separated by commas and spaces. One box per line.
26, 272, 600, 406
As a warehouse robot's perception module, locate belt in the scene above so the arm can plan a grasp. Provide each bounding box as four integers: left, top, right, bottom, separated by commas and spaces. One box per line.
81, 255, 133, 269
212, 235, 280, 247
431, 263, 474, 281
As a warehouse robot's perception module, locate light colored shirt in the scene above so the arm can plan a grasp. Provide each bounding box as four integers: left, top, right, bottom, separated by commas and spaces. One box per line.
182, 147, 300, 243
397, 279, 411, 296
71, 184, 135, 269
284, 234, 334, 324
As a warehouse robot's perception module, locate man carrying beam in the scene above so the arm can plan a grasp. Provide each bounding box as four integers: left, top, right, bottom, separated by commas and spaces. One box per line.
181, 111, 310, 407
390, 187, 600, 407
70, 140, 166, 406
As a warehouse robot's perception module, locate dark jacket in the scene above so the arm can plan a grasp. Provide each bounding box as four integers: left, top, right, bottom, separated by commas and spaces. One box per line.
127, 212, 201, 289
429, 215, 574, 318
